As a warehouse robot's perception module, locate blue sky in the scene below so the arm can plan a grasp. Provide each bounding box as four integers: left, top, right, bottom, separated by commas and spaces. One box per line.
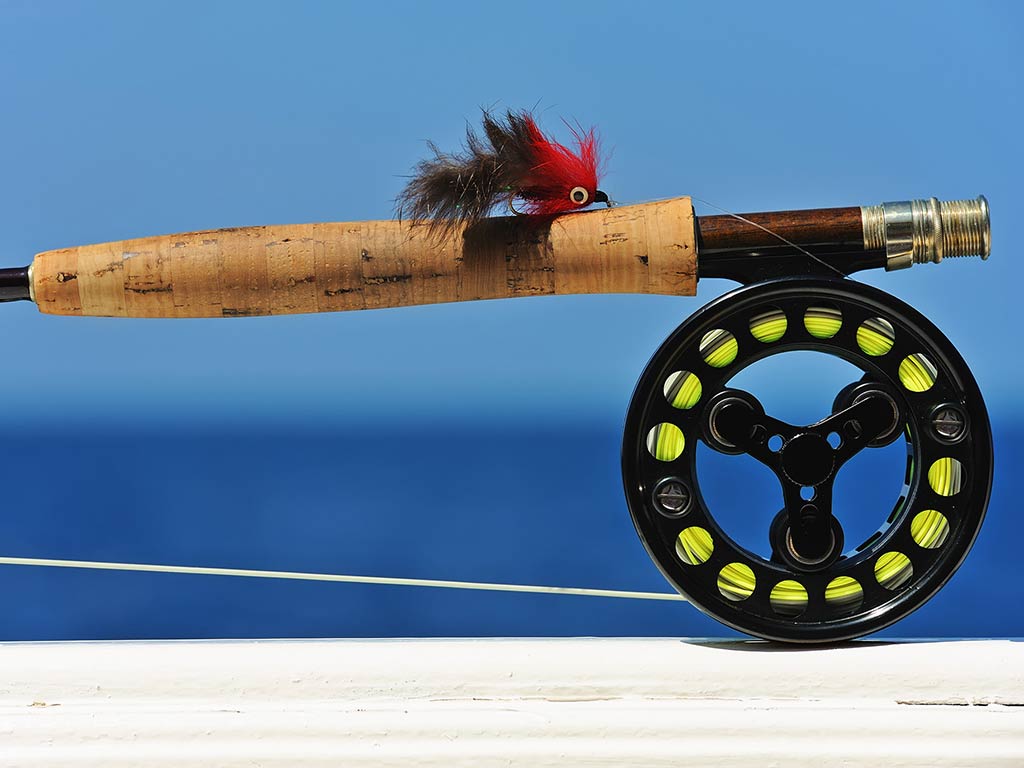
0, 0, 1019, 426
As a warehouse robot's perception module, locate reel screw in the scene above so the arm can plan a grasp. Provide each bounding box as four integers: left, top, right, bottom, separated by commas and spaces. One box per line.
653, 478, 692, 517
931, 404, 968, 443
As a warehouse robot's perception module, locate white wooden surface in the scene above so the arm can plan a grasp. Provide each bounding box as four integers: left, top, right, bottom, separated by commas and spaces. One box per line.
1, 638, 1022, 767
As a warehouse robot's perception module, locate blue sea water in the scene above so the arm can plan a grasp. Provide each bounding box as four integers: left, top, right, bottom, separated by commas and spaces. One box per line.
0, 420, 1018, 641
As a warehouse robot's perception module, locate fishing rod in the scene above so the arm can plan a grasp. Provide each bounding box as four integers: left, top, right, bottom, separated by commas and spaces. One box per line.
0, 108, 994, 643
0, 196, 987, 314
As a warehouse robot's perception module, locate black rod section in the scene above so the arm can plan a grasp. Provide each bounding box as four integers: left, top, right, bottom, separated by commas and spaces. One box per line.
0, 267, 31, 303
694, 207, 884, 283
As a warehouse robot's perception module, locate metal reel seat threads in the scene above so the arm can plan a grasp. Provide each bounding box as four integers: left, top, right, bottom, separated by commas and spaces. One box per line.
622, 278, 992, 643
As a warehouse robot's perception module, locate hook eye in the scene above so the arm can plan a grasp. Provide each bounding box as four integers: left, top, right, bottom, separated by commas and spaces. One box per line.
508, 193, 525, 216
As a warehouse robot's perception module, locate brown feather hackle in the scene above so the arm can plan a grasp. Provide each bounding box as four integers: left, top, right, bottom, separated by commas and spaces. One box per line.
397, 109, 600, 238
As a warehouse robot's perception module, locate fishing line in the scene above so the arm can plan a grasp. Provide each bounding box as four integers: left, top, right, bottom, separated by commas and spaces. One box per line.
691, 197, 848, 279
0, 556, 687, 602
609, 195, 848, 279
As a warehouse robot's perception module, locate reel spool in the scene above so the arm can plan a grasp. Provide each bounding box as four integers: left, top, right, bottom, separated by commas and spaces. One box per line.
622, 277, 993, 642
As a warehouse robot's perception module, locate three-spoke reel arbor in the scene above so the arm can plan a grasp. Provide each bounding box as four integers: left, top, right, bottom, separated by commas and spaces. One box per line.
623, 278, 992, 642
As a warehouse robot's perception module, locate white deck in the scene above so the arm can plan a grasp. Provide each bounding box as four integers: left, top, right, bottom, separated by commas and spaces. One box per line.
2, 638, 1022, 766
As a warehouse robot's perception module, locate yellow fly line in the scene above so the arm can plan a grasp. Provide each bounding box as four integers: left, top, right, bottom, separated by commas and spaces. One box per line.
750, 308, 788, 343
665, 370, 702, 410
856, 317, 896, 356
804, 306, 843, 339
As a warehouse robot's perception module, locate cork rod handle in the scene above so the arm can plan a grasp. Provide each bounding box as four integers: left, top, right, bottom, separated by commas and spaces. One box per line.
31, 197, 696, 318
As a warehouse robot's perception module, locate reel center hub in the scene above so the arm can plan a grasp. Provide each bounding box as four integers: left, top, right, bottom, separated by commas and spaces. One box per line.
780, 432, 835, 486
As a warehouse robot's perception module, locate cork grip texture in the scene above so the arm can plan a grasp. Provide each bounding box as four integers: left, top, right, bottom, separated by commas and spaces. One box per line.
32, 197, 696, 318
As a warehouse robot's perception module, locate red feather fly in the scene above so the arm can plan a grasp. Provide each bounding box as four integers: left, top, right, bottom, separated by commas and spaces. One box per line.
398, 110, 608, 235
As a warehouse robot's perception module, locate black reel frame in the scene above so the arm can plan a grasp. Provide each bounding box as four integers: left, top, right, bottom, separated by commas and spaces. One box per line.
622, 277, 993, 643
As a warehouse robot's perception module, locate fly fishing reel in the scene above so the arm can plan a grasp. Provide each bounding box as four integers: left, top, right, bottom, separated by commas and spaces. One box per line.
623, 277, 993, 642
